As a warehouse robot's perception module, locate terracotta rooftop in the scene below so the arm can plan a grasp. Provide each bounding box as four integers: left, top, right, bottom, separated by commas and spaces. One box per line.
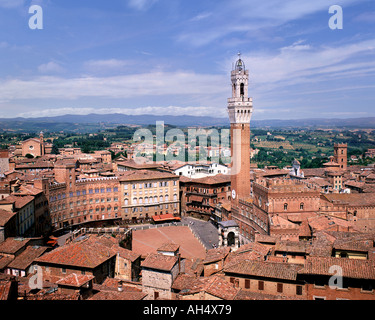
116, 160, 161, 170
157, 242, 180, 253
0, 278, 14, 300
7, 246, 48, 270
0, 237, 31, 255
204, 275, 240, 300
254, 234, 278, 244
141, 253, 179, 272
0, 255, 14, 270
299, 256, 375, 280
179, 174, 231, 185
0, 195, 34, 209
203, 247, 231, 264
224, 259, 303, 281
56, 273, 95, 288
274, 240, 311, 254
322, 192, 375, 207
89, 290, 147, 300
0, 209, 15, 227
35, 239, 116, 269
117, 169, 177, 182
172, 273, 205, 293
173, 274, 240, 300
307, 215, 353, 233
299, 219, 312, 238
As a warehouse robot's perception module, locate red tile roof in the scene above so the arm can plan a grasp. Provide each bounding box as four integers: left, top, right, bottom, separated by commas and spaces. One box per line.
204, 275, 240, 300
224, 260, 303, 281
0, 209, 15, 227
56, 273, 95, 287
203, 247, 230, 264
157, 242, 180, 253
141, 253, 179, 272
0, 237, 31, 255
35, 239, 116, 269
299, 256, 375, 280
118, 169, 177, 182
7, 246, 48, 270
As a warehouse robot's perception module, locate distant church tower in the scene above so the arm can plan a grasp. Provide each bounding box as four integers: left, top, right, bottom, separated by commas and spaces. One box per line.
228, 53, 253, 203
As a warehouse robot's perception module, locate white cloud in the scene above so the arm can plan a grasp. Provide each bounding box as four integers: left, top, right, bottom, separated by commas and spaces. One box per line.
38, 61, 64, 74
0, 71, 226, 101
178, 0, 366, 47
237, 39, 375, 89
190, 12, 213, 22
83, 59, 133, 72
128, 0, 158, 10
0, 0, 24, 8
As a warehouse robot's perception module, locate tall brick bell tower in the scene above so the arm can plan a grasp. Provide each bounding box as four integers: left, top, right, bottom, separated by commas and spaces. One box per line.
228, 53, 253, 203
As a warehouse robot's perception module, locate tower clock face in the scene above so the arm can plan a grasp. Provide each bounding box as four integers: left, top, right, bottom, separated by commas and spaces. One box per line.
232, 189, 236, 199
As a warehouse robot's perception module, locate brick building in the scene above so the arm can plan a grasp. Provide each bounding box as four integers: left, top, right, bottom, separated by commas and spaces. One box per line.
20, 132, 52, 158
34, 236, 117, 284
180, 174, 231, 221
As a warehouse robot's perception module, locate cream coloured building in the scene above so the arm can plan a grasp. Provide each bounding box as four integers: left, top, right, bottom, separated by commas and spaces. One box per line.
118, 170, 180, 223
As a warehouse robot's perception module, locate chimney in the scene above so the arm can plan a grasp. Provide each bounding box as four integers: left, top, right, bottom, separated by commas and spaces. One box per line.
118, 280, 123, 292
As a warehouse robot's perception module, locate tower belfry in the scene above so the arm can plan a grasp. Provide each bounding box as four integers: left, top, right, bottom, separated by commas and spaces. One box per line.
228, 53, 253, 202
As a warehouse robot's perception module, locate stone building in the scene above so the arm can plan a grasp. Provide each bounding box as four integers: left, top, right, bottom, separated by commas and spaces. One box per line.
118, 170, 179, 223
141, 253, 185, 300
0, 150, 9, 177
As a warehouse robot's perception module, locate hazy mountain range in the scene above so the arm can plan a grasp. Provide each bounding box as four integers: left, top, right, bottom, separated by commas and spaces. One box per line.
0, 113, 375, 133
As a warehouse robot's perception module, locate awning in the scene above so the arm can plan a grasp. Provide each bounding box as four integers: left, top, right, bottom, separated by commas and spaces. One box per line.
152, 213, 181, 222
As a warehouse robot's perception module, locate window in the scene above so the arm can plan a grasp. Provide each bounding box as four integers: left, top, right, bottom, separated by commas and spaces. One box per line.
258, 281, 264, 291
284, 203, 288, 211
245, 279, 250, 289
300, 203, 304, 210
277, 283, 283, 293
296, 285, 303, 295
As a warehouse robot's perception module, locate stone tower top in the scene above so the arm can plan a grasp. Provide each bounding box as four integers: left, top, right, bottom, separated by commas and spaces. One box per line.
227, 53, 253, 124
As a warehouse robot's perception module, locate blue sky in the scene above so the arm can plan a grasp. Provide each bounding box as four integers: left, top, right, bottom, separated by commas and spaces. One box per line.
0, 0, 374, 120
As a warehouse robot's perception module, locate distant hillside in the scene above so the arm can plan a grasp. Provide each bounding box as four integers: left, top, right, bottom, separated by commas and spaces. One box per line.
0, 113, 375, 133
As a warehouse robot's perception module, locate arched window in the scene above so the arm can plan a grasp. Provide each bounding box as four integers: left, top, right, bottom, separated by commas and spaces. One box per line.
300, 203, 304, 210
284, 203, 288, 211
240, 83, 244, 96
